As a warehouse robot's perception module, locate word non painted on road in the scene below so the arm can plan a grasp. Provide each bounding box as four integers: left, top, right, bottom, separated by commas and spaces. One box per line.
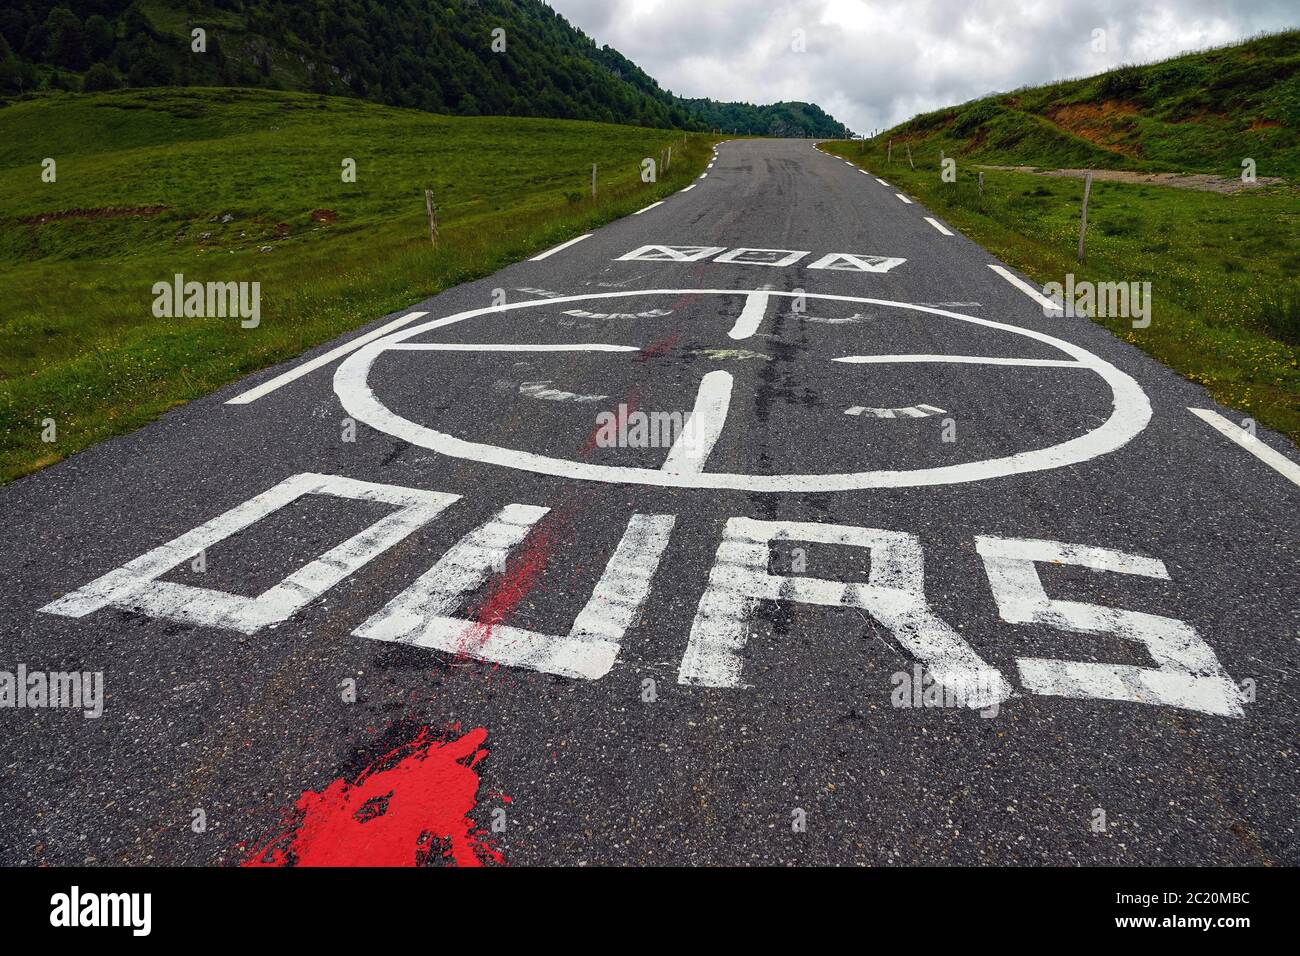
617, 245, 907, 273
41, 473, 1246, 719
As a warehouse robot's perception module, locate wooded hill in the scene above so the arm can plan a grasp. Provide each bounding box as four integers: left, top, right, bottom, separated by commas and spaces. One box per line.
0, 0, 850, 136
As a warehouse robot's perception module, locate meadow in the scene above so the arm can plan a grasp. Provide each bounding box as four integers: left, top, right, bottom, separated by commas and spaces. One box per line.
0, 87, 716, 482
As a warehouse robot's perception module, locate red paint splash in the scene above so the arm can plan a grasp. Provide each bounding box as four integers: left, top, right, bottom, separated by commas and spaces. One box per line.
243, 727, 504, 867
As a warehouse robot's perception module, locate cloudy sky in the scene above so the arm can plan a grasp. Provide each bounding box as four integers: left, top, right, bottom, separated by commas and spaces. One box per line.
546, 0, 1297, 133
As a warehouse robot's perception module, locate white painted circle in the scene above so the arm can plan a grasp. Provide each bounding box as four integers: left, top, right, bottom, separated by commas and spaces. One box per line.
334, 290, 1151, 492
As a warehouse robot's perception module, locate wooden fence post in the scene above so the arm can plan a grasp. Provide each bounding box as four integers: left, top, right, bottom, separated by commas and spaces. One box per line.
424, 189, 438, 247
1078, 171, 1093, 263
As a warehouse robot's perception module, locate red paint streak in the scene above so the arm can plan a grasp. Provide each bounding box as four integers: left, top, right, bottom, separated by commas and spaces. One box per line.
669, 292, 706, 310
669, 262, 721, 310
639, 329, 681, 362
460, 511, 569, 653
580, 389, 640, 457
243, 727, 503, 868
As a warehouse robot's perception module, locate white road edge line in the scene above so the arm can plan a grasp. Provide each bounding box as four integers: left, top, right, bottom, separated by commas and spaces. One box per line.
1188, 408, 1300, 488
226, 311, 429, 405
876, 178, 889, 186
924, 217, 954, 236
633, 201, 665, 215
530, 233, 591, 261
680, 184, 696, 192
895, 193, 913, 204
988, 264, 1064, 314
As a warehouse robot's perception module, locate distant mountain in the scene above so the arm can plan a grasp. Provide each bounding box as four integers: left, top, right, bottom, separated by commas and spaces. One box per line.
0, 0, 848, 136
683, 98, 847, 138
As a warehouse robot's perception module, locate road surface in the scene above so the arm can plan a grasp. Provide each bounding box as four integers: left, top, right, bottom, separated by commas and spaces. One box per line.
2, 139, 1296, 866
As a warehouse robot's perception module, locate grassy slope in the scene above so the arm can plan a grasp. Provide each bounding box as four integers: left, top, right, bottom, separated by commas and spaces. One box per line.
825, 32, 1299, 443
0, 87, 717, 482
887, 31, 1299, 179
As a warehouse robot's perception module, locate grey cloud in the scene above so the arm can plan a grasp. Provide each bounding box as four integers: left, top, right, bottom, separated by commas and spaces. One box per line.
547, 0, 1298, 132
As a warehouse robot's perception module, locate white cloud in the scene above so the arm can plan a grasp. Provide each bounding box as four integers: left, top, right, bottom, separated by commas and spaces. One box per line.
546, 0, 1298, 132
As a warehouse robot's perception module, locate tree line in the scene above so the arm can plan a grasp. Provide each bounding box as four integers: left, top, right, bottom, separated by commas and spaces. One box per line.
0, 0, 849, 136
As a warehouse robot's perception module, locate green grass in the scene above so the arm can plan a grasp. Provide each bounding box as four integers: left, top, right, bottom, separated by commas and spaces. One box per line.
824, 138, 1300, 441
886, 30, 1300, 179
0, 87, 717, 483
1257, 294, 1300, 347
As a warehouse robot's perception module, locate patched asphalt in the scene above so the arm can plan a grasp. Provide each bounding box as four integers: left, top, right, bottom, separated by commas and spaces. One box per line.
1, 139, 1296, 866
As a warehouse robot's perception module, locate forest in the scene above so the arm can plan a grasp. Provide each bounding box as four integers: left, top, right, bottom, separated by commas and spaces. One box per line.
0, 0, 850, 136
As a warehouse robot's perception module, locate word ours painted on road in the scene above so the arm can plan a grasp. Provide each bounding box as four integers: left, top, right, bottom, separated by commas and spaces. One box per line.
41, 473, 1245, 718
617, 245, 906, 274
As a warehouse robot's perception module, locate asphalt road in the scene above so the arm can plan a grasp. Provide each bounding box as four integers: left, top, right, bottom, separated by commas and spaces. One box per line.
2, 138, 1296, 866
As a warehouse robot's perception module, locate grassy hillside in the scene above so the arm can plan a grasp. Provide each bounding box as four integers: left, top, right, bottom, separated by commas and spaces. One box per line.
884, 30, 1299, 179
824, 33, 1299, 443
0, 0, 848, 136
0, 87, 717, 482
